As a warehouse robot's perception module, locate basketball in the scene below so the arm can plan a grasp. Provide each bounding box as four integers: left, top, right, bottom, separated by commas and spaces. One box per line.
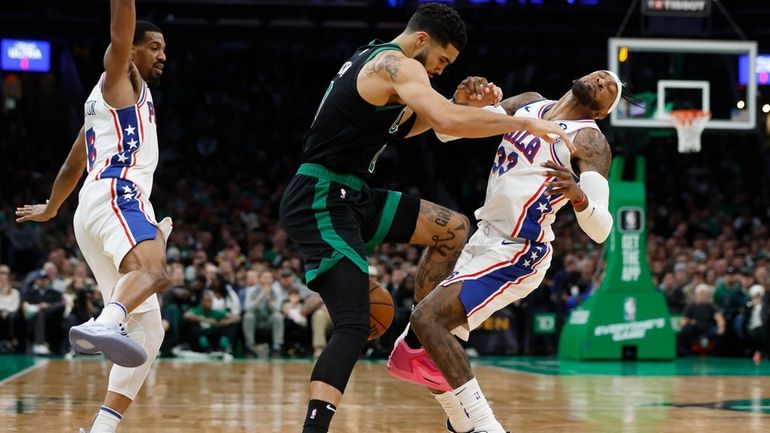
368, 280, 394, 340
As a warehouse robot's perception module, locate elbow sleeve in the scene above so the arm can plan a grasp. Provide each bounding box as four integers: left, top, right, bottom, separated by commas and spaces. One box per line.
574, 171, 613, 243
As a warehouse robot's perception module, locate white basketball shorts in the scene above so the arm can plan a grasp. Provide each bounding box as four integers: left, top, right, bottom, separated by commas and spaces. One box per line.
74, 179, 172, 314
440, 223, 552, 341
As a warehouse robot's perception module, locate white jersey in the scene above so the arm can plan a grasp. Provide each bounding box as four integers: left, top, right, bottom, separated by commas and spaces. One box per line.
74, 72, 169, 315
474, 99, 600, 242
82, 72, 159, 198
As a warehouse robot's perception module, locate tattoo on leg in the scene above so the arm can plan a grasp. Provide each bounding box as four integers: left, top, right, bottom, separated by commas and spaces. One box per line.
412, 202, 470, 302
412, 291, 473, 387
430, 223, 465, 257
434, 208, 452, 227
415, 221, 468, 302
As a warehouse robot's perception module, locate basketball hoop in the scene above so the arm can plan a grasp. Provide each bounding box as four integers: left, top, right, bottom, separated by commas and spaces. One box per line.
671, 109, 711, 153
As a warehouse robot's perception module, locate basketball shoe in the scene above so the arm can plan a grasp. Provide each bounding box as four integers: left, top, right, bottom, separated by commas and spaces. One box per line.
386, 331, 451, 392
70, 318, 147, 367
446, 419, 509, 433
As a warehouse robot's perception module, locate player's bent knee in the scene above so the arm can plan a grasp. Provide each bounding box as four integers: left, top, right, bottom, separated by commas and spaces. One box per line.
410, 302, 436, 333
148, 267, 171, 293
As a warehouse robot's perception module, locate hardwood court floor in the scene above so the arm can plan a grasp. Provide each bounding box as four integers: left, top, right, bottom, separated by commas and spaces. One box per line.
1, 356, 769, 432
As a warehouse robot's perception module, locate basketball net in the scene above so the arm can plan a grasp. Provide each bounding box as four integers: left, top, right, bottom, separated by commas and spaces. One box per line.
671, 109, 711, 153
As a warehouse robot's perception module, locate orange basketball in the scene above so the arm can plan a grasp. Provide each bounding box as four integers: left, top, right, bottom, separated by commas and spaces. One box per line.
368, 281, 394, 340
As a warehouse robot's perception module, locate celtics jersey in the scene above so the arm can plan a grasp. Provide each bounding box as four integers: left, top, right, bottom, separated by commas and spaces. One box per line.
300, 40, 410, 177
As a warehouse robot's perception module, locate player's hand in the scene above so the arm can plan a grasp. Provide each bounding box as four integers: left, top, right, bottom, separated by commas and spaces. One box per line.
15, 201, 56, 223
452, 76, 503, 107
542, 161, 587, 210
523, 118, 575, 152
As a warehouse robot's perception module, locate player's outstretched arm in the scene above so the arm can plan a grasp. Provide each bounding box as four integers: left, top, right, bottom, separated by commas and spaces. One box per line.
543, 128, 613, 243
390, 58, 573, 147
16, 127, 87, 223
102, 0, 137, 108
405, 76, 502, 138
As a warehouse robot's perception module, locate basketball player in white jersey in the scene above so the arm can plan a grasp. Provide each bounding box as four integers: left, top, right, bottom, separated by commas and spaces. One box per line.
15, 1, 170, 432
387, 70, 622, 433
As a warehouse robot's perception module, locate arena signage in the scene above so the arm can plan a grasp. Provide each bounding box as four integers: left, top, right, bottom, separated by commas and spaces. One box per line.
594, 318, 667, 342
1, 39, 51, 73
642, 0, 711, 17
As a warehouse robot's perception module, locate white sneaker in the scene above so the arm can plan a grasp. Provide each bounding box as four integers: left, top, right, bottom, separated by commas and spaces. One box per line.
79, 429, 87, 433
69, 318, 147, 367
32, 344, 51, 355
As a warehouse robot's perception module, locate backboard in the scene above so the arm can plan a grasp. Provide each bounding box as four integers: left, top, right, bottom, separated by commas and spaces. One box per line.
608, 38, 757, 130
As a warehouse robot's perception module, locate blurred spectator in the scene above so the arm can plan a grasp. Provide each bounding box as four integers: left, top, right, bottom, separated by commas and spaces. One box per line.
678, 284, 726, 356
242, 270, 283, 356
659, 272, 686, 314
738, 284, 768, 361
304, 294, 331, 358
161, 262, 191, 355
22, 271, 65, 355
63, 277, 102, 349
281, 287, 309, 355
183, 290, 238, 354
0, 264, 23, 353
42, 262, 67, 293
208, 274, 241, 321
277, 268, 312, 299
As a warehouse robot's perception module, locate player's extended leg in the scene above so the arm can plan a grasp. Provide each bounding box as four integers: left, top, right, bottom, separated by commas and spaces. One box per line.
387, 199, 473, 432
82, 309, 164, 433
387, 200, 468, 381
411, 281, 507, 433
303, 258, 370, 433
70, 229, 170, 367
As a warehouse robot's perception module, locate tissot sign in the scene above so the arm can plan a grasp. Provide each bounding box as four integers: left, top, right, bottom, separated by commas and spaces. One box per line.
642, 0, 712, 17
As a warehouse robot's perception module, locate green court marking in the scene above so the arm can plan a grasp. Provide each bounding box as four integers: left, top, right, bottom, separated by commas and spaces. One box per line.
654, 399, 770, 414
0, 355, 37, 383
476, 356, 770, 377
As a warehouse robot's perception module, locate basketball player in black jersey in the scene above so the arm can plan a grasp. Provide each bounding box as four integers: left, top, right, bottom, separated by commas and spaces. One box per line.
279, 4, 572, 433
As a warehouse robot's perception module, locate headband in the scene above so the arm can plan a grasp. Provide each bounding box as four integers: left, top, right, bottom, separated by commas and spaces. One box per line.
604, 70, 623, 114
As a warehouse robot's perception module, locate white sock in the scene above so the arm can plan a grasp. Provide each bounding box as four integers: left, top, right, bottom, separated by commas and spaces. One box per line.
454, 378, 504, 432
434, 391, 474, 433
95, 302, 127, 326
90, 405, 122, 433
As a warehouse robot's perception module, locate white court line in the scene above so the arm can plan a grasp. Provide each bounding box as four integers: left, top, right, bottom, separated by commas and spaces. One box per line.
0, 359, 48, 387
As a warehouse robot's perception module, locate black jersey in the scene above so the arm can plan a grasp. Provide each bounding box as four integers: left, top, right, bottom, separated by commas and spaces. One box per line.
300, 40, 411, 177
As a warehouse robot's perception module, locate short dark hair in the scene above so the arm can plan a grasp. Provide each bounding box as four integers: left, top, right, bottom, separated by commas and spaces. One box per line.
406, 3, 467, 51
133, 20, 162, 45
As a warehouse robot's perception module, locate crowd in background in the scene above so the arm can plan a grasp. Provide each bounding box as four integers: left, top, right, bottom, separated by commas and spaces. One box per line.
2, 34, 770, 360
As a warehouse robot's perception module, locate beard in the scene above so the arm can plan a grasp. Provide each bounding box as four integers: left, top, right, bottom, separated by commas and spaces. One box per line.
414, 48, 436, 78
572, 80, 601, 111
414, 49, 428, 68
147, 75, 162, 87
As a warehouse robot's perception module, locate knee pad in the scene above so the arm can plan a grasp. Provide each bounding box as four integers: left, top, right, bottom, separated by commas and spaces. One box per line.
107, 309, 164, 400
310, 321, 369, 393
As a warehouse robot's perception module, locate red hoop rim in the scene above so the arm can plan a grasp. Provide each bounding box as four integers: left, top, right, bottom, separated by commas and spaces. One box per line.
671, 109, 712, 125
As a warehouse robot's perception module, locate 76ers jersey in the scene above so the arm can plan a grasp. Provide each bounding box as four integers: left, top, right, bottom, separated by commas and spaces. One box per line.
82, 73, 158, 198
475, 100, 599, 242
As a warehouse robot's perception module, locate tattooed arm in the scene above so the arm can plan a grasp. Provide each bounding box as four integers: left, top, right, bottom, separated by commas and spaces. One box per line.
572, 128, 612, 177
357, 51, 573, 146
